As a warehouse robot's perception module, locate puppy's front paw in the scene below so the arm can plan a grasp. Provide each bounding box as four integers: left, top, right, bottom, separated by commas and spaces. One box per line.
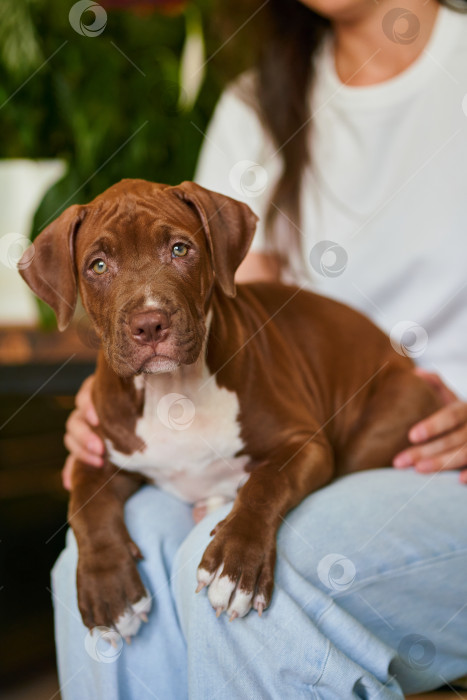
112, 591, 152, 642
77, 539, 151, 642
196, 513, 276, 620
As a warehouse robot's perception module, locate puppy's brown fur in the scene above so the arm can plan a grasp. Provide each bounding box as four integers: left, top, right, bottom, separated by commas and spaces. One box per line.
20, 180, 441, 631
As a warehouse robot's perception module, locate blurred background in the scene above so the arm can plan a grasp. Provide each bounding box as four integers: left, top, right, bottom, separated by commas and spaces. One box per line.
0, 0, 256, 696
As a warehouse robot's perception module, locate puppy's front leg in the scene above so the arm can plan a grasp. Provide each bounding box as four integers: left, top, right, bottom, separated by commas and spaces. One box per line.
197, 438, 334, 620
69, 460, 150, 639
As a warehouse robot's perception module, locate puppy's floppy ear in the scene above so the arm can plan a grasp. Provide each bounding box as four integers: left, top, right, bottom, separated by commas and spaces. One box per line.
19, 204, 85, 331
172, 181, 258, 297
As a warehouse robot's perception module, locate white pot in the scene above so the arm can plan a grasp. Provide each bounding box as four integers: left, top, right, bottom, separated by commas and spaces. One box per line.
0, 159, 66, 325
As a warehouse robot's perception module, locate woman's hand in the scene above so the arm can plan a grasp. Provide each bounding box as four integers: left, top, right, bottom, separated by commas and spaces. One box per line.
62, 375, 104, 490
393, 369, 467, 482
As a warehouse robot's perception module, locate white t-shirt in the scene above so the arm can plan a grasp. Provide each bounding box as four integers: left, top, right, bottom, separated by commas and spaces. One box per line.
195, 5, 467, 397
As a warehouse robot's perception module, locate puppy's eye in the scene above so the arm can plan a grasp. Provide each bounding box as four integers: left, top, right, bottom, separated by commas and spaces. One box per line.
172, 243, 189, 258
92, 259, 108, 275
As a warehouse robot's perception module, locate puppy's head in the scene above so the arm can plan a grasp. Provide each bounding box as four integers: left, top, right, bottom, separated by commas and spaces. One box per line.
19, 179, 257, 377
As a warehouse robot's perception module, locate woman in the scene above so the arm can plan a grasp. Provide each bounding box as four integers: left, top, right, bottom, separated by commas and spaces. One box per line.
54, 0, 467, 697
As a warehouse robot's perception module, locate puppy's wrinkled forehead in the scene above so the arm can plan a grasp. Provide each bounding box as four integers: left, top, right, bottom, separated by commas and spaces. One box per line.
75, 186, 204, 261
18, 178, 257, 332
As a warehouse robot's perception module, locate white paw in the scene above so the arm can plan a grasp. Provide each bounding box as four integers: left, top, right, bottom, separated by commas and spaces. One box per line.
197, 565, 254, 621
114, 590, 152, 642
226, 588, 253, 620
196, 566, 216, 590
208, 569, 236, 615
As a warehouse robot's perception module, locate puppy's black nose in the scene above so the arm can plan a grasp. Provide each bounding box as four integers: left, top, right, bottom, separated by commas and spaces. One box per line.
130, 310, 170, 345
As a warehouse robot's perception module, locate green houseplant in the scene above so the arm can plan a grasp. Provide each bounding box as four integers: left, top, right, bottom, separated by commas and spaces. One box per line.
1, 0, 244, 325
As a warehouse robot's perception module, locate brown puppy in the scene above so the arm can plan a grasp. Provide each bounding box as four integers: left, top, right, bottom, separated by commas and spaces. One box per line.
20, 179, 441, 639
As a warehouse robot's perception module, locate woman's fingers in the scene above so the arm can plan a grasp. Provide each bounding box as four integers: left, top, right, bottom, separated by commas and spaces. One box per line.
62, 455, 75, 491
65, 410, 104, 456
394, 424, 467, 470
394, 401, 467, 472
64, 431, 104, 467
64, 409, 104, 467
75, 374, 99, 426
84, 403, 99, 427
414, 443, 467, 473
62, 375, 103, 482
408, 401, 467, 443
62, 377, 103, 489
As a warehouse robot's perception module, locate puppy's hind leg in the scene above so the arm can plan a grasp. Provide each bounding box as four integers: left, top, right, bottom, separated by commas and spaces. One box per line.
341, 369, 443, 474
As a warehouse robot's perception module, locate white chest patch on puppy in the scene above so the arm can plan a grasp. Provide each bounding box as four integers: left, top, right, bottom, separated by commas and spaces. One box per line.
105, 362, 250, 504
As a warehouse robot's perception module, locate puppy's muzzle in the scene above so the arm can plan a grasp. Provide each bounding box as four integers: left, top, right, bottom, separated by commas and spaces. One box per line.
129, 309, 170, 347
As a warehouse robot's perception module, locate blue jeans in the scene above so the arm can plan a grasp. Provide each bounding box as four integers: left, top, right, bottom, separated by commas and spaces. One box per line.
51, 469, 467, 699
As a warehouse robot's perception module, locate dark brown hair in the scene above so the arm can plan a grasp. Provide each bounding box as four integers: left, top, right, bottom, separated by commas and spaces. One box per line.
256, 1, 330, 268
212, 1, 328, 270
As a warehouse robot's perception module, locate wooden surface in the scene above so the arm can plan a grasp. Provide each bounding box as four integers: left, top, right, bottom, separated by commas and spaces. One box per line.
409, 693, 467, 699
0, 323, 98, 365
